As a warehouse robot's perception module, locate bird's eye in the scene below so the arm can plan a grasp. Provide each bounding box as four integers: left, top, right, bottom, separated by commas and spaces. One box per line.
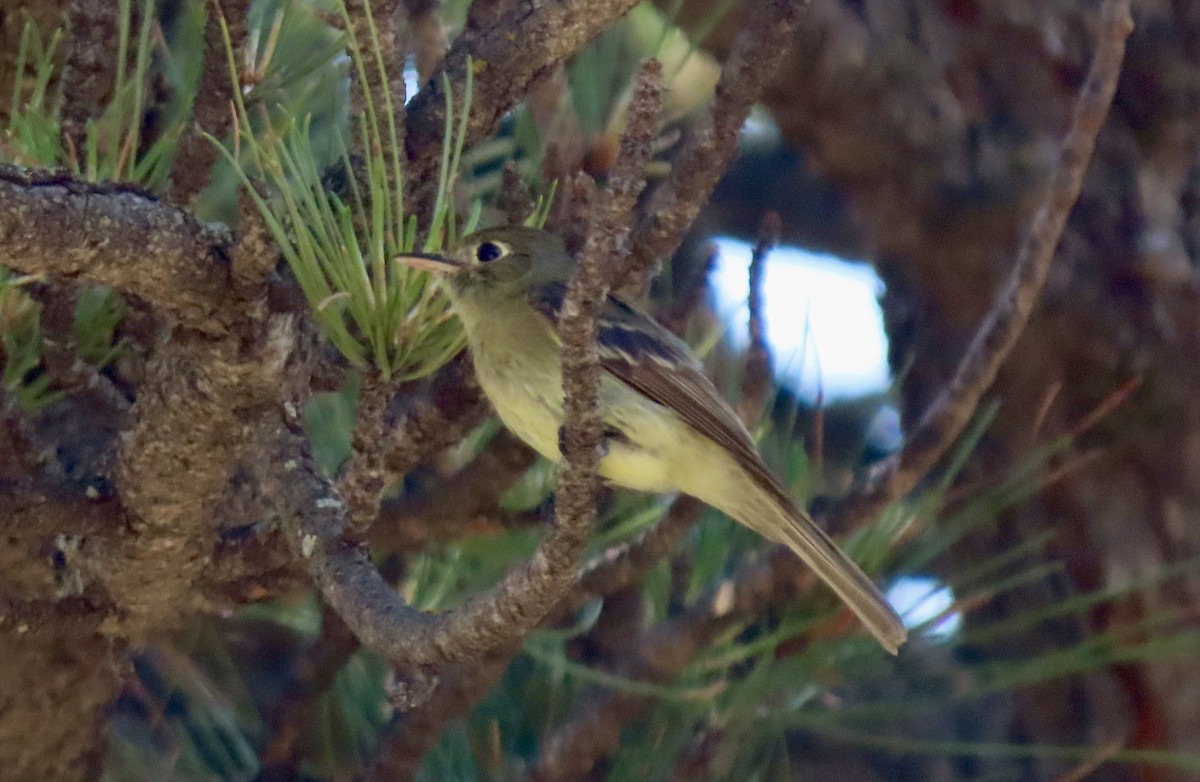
475, 241, 509, 263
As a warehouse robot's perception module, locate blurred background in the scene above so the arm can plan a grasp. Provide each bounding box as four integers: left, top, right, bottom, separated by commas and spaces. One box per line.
3, 0, 1200, 780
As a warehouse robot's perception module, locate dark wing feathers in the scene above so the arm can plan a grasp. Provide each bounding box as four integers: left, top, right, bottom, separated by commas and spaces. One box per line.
528, 282, 799, 512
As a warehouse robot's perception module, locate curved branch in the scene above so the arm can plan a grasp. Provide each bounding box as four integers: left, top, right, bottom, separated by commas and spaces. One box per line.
0, 167, 234, 333
404, 0, 642, 216
824, 0, 1135, 536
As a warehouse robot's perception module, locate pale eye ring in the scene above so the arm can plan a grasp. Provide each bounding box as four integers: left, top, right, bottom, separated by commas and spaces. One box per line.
475, 240, 510, 263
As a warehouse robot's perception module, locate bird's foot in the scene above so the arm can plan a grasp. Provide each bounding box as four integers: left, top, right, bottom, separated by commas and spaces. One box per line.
558, 425, 627, 460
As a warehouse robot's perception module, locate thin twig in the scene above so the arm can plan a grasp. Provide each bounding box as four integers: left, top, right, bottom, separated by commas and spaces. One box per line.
621, 0, 808, 292
498, 160, 534, 225
739, 211, 780, 423
404, 0, 642, 219
548, 58, 665, 602
370, 429, 537, 551
823, 0, 1134, 536
549, 170, 596, 256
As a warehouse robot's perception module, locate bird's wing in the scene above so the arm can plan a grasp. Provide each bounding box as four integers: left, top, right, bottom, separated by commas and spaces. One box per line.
527, 281, 795, 509
529, 281, 908, 654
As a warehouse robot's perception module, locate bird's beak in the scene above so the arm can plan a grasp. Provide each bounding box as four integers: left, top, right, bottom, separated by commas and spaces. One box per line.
394, 252, 462, 275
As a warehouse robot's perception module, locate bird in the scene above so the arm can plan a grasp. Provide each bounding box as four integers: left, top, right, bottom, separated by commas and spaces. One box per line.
395, 225, 906, 653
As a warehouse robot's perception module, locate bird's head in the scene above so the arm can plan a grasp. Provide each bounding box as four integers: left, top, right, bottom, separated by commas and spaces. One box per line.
395, 226, 573, 299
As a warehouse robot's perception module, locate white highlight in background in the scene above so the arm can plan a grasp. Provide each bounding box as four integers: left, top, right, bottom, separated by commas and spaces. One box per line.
710, 238, 890, 401
887, 575, 962, 640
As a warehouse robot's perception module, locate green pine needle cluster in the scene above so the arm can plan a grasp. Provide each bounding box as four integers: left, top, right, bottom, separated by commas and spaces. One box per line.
0, 271, 127, 412
214, 0, 469, 381
3, 0, 203, 186
0, 271, 61, 411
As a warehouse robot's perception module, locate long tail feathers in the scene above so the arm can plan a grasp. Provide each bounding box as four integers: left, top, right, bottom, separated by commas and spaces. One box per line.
761, 498, 907, 654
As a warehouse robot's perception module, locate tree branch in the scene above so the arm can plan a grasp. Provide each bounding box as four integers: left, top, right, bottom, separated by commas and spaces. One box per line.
0, 167, 234, 333
823, 0, 1135, 536
738, 211, 780, 423
622, 0, 807, 291
402, 0, 448, 83
345, 0, 405, 174
95, 318, 296, 638
338, 376, 393, 532
367, 651, 514, 781
404, 0, 642, 217
370, 429, 537, 552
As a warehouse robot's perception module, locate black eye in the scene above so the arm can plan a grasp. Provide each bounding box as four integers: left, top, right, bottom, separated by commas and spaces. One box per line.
475, 241, 507, 263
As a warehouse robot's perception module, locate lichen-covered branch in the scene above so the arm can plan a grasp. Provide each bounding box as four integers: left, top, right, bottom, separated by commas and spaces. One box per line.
96, 318, 296, 638
0, 167, 234, 333
582, 58, 662, 286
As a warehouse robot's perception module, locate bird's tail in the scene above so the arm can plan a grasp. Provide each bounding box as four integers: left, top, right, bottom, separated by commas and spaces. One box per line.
713, 475, 908, 654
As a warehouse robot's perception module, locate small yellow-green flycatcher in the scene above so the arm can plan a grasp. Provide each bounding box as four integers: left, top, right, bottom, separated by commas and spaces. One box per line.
396, 226, 906, 653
